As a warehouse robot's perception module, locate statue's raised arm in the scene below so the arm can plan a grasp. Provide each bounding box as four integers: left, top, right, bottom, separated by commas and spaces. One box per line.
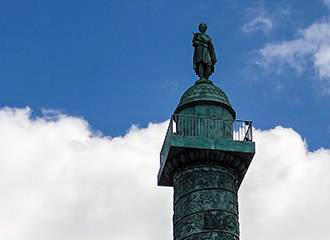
193, 23, 217, 80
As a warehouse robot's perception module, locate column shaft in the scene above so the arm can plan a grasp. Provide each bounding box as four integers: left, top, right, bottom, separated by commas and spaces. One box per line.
173, 165, 240, 240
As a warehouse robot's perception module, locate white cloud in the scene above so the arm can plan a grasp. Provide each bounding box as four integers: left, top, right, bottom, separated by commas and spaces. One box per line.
0, 107, 329, 240
242, 6, 290, 35
242, 16, 273, 34
323, 0, 330, 8
241, 126, 330, 239
257, 18, 330, 92
0, 107, 172, 240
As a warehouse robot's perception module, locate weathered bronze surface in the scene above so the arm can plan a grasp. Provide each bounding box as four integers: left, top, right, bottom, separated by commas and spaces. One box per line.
173, 165, 239, 240
193, 23, 217, 79
158, 24, 255, 240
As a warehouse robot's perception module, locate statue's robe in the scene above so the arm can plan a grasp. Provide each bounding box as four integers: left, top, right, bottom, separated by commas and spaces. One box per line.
192, 33, 217, 75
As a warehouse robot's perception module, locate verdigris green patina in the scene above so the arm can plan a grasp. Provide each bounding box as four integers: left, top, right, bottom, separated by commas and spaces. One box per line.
173, 165, 239, 240
175, 78, 235, 119
158, 24, 255, 240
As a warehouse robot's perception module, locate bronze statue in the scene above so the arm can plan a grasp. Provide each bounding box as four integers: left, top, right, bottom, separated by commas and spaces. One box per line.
193, 23, 217, 79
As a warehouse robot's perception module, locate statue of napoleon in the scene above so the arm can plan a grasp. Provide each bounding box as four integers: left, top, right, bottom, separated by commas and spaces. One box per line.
193, 23, 217, 80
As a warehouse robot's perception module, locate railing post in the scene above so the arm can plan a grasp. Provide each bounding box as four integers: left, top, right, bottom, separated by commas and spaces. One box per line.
170, 116, 173, 134
250, 122, 253, 141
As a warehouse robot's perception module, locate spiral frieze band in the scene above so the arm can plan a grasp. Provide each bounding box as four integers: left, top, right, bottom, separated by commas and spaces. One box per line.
173, 165, 240, 240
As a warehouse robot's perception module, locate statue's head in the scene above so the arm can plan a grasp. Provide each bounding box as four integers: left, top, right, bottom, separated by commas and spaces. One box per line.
199, 23, 207, 33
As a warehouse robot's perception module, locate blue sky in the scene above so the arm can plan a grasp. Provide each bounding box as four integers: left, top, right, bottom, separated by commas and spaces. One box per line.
1, 0, 330, 150
1, 2, 330, 239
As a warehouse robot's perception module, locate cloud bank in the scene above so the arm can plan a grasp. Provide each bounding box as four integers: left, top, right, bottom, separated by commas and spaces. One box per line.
0, 107, 329, 240
257, 18, 330, 93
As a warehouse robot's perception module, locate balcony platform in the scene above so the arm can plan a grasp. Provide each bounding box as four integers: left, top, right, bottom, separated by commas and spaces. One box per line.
158, 115, 256, 188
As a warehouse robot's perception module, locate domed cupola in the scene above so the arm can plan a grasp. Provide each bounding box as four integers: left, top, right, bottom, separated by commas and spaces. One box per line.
174, 79, 236, 121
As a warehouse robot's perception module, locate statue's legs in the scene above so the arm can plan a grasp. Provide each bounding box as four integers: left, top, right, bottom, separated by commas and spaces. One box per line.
198, 64, 204, 79
198, 63, 212, 79
205, 64, 212, 79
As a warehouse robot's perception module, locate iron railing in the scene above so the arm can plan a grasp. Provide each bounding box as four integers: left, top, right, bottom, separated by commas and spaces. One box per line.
163, 114, 252, 143
160, 115, 252, 166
